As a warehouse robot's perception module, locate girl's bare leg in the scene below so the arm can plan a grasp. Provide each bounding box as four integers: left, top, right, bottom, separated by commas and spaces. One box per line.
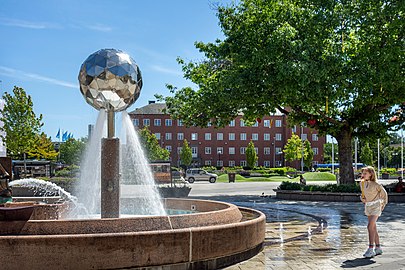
367, 215, 379, 246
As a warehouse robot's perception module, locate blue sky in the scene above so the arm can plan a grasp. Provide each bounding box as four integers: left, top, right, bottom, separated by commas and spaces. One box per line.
0, 0, 230, 140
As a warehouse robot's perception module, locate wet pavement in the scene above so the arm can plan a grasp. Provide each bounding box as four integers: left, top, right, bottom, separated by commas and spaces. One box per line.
190, 194, 405, 270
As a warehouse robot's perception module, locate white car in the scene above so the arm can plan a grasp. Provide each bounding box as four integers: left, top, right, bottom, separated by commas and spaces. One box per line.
185, 169, 217, 183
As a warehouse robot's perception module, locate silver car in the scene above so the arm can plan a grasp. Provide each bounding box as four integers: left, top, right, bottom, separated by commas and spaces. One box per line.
185, 169, 217, 183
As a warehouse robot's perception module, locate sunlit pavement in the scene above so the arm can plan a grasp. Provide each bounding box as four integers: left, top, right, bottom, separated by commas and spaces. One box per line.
189, 182, 405, 270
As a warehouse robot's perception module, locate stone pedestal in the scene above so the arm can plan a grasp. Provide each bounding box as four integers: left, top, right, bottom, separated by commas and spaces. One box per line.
101, 138, 120, 218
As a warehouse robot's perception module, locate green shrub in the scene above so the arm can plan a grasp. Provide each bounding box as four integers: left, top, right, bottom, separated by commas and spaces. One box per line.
380, 168, 397, 175
317, 168, 331, 172
278, 181, 361, 193
278, 181, 302, 190
55, 165, 79, 178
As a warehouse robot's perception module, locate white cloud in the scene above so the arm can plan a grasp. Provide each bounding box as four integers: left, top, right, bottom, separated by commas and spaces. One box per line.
0, 18, 59, 29
86, 24, 113, 32
150, 65, 183, 76
0, 66, 77, 88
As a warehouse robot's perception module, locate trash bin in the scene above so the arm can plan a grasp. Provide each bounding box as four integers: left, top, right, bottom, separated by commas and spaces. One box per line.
228, 173, 236, 183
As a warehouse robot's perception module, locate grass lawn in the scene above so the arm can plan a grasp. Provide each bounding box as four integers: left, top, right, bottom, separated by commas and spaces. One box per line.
216, 172, 336, 183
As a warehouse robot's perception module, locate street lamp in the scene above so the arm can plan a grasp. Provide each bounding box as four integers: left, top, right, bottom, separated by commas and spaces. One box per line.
217, 149, 222, 167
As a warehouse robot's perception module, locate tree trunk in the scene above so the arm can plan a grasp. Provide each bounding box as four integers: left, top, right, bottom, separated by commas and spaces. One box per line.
336, 127, 354, 184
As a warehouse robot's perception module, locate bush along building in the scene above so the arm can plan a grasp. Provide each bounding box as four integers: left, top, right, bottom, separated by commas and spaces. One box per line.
129, 102, 326, 169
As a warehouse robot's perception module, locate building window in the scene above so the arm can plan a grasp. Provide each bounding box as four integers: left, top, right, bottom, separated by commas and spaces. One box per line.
165, 119, 172, 126
263, 120, 270, 127
264, 133, 270, 141
252, 133, 259, 141
217, 160, 223, 167
255, 147, 258, 154
177, 133, 184, 140
205, 133, 211, 140
253, 121, 259, 127
155, 133, 161, 140
177, 120, 183, 126
191, 147, 198, 157
165, 133, 172, 140
313, 148, 319, 155
240, 160, 247, 167
264, 161, 271, 167
229, 147, 235, 155
276, 160, 282, 167
240, 133, 247, 140
292, 125, 297, 133
229, 120, 235, 127
240, 120, 245, 127
301, 134, 307, 141
191, 133, 198, 140
217, 133, 223, 140
312, 134, 318, 141
154, 119, 161, 126
133, 119, 139, 126
229, 160, 235, 167
275, 120, 282, 127
240, 147, 246, 154
264, 147, 271, 155
229, 133, 235, 140
205, 147, 211, 154
205, 160, 211, 166
275, 147, 282, 154
275, 133, 282, 141
143, 119, 150, 126
165, 145, 172, 152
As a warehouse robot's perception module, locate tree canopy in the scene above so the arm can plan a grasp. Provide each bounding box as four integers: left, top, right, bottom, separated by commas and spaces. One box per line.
138, 127, 170, 161
180, 139, 192, 167
246, 140, 258, 169
161, 0, 404, 183
0, 86, 43, 160
28, 133, 58, 161
59, 138, 86, 165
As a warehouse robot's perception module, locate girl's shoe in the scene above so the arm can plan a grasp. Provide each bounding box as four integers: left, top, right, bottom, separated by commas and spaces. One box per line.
375, 247, 383, 255
363, 248, 375, 258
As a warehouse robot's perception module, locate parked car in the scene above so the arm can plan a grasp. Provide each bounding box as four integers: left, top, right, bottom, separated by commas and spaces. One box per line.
185, 169, 217, 183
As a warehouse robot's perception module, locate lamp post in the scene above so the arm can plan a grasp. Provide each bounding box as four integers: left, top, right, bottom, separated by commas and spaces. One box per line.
301, 126, 304, 172
217, 149, 222, 168
272, 138, 276, 168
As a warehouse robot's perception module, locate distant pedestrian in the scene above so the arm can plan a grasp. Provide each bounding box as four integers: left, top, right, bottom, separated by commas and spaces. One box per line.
299, 175, 306, 185
360, 166, 388, 258
394, 176, 405, 193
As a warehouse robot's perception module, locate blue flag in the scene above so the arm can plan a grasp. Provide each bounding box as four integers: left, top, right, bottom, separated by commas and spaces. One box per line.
62, 131, 68, 142
56, 129, 60, 139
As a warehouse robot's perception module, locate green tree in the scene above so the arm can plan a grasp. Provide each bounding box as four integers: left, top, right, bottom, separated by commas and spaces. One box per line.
323, 142, 339, 164
283, 133, 303, 163
360, 142, 373, 166
59, 138, 86, 165
0, 86, 43, 160
303, 140, 314, 169
180, 139, 192, 167
28, 133, 58, 160
160, 0, 404, 184
246, 140, 257, 169
138, 127, 170, 161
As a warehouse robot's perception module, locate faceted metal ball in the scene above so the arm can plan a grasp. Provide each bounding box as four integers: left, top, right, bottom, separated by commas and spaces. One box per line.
78, 48, 142, 112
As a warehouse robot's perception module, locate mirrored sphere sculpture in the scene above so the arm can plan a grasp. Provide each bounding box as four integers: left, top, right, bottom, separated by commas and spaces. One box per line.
78, 49, 142, 112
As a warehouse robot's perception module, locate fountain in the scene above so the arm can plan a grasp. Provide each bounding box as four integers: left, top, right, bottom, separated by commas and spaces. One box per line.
0, 49, 265, 269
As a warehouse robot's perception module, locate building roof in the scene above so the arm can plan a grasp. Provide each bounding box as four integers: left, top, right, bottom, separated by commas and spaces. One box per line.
129, 102, 284, 116
129, 103, 167, 115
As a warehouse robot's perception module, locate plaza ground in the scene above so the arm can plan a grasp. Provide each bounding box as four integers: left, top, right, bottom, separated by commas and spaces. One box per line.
188, 182, 405, 270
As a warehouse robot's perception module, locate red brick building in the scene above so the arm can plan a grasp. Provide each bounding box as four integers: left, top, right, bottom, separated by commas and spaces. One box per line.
129, 102, 325, 168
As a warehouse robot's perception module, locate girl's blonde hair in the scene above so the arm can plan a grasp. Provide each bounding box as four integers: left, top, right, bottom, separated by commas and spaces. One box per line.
361, 166, 377, 182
